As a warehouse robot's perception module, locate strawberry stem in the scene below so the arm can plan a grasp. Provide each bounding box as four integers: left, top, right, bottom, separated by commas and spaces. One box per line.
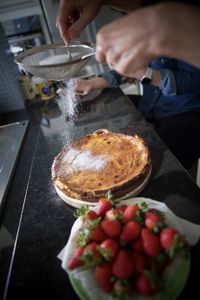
105, 190, 114, 201
74, 205, 90, 218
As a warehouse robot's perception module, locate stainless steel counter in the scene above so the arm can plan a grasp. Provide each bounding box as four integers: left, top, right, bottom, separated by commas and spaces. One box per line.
0, 120, 29, 213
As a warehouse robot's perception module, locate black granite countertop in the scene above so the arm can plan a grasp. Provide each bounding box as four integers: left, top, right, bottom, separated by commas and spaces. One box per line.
0, 88, 200, 300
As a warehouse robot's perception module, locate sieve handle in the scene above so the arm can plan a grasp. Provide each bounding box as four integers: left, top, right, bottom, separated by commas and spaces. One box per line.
81, 51, 96, 60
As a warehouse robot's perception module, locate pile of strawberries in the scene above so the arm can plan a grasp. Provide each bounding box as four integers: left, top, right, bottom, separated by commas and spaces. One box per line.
67, 194, 189, 299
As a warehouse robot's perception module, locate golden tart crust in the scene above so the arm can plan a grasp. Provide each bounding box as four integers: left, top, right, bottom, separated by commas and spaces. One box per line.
52, 129, 151, 202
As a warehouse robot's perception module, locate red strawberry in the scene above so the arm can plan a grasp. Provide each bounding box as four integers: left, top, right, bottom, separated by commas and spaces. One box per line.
160, 227, 187, 257
67, 246, 84, 270
75, 205, 98, 222
85, 210, 99, 222
134, 272, 155, 296
97, 197, 113, 217
77, 221, 106, 245
82, 242, 102, 267
145, 209, 165, 233
112, 250, 134, 278
132, 252, 147, 273
160, 227, 179, 249
90, 225, 107, 242
101, 219, 121, 238
99, 239, 119, 261
115, 204, 128, 214
132, 237, 144, 253
141, 228, 162, 256
122, 204, 140, 224
95, 263, 113, 292
106, 208, 122, 221
120, 221, 141, 242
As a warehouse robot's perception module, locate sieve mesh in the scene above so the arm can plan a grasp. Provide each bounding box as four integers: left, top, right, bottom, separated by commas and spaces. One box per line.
15, 41, 95, 81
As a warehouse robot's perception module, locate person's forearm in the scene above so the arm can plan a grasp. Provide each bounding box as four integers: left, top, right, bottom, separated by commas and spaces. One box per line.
75, 77, 110, 95
151, 3, 200, 70
91, 77, 110, 90
104, 0, 141, 12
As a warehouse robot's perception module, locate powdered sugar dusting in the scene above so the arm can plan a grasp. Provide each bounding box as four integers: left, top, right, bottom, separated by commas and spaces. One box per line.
62, 148, 110, 172
62, 148, 80, 164
39, 54, 70, 65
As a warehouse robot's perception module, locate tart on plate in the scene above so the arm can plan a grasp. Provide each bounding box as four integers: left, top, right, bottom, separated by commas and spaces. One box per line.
52, 129, 151, 205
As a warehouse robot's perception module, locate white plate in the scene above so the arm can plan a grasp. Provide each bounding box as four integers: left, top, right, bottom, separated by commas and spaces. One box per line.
54, 167, 151, 208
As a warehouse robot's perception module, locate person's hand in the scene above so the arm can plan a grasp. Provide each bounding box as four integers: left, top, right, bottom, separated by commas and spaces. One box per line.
56, 0, 103, 43
75, 79, 94, 95
75, 77, 109, 95
96, 3, 200, 75
96, 5, 157, 76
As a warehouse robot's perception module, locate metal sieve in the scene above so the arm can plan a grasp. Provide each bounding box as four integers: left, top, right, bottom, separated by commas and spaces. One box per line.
15, 41, 96, 81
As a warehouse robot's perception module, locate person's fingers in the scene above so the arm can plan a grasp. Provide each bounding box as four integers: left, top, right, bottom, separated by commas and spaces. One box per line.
56, 0, 63, 28
68, 10, 98, 40
114, 50, 152, 76
58, 24, 70, 44
68, 17, 87, 40
106, 48, 122, 69
75, 87, 90, 96
96, 23, 123, 65
75, 79, 87, 88
95, 45, 106, 63
57, 1, 102, 42
56, 1, 74, 43
75, 79, 91, 95
96, 40, 124, 67
96, 10, 155, 75
75, 89, 88, 96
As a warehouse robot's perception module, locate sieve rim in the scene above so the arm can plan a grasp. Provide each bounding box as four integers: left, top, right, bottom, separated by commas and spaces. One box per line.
14, 41, 96, 69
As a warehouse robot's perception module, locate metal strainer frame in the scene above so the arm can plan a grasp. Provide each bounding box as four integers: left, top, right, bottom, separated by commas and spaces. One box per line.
15, 41, 96, 81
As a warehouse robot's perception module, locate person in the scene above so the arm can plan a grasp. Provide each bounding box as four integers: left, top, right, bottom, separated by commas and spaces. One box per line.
56, 0, 200, 170
74, 57, 200, 171
56, 0, 200, 73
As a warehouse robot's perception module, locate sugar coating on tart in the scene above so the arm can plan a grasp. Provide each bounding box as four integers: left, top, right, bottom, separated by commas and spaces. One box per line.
52, 129, 151, 202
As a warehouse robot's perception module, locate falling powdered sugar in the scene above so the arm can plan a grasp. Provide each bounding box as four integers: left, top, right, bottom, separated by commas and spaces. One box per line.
59, 120, 76, 146
56, 79, 80, 145
57, 79, 78, 119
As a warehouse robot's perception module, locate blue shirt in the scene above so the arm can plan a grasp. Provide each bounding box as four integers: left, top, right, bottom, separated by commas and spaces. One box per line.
101, 57, 200, 123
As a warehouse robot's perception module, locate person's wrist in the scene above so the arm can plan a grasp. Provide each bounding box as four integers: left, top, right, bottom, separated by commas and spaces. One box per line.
93, 77, 109, 89
138, 67, 161, 87
152, 70, 162, 88
140, 67, 153, 85
136, 67, 148, 80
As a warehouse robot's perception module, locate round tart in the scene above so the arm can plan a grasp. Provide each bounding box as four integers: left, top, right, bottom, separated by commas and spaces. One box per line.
52, 129, 151, 202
